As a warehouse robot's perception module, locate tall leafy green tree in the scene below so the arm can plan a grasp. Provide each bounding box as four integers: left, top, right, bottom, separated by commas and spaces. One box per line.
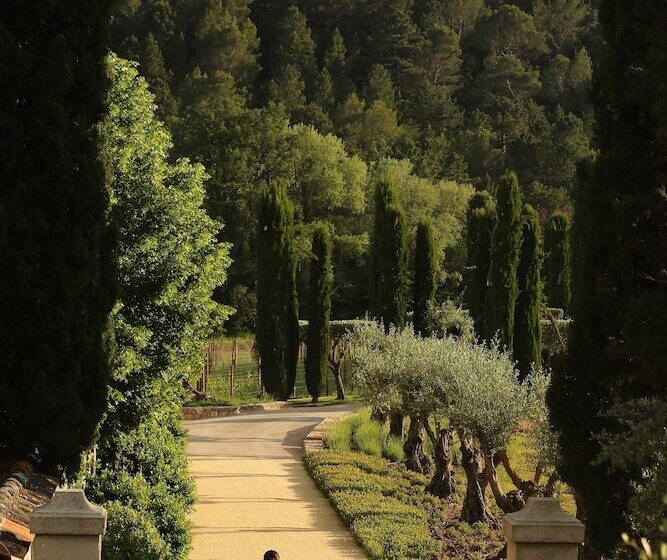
256, 182, 300, 400
484, 172, 522, 350
305, 224, 333, 403
548, 1, 667, 555
513, 204, 542, 380
543, 212, 571, 312
0, 1, 116, 472
89, 54, 233, 560
464, 191, 496, 335
413, 218, 438, 336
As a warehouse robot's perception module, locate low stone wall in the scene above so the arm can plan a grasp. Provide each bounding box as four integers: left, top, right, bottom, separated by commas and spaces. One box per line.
302, 417, 338, 454
181, 401, 289, 421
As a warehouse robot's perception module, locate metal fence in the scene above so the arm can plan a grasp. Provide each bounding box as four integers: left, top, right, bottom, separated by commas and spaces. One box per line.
196, 337, 354, 400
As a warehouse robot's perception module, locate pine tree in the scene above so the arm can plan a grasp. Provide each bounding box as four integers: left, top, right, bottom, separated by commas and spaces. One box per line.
484, 172, 522, 350
548, 1, 667, 554
305, 224, 333, 403
256, 182, 300, 400
464, 191, 497, 334
0, 1, 116, 472
513, 204, 542, 380
413, 218, 438, 336
543, 212, 571, 312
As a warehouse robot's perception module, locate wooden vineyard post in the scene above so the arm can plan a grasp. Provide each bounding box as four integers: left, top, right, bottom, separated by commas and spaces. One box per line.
230, 339, 237, 397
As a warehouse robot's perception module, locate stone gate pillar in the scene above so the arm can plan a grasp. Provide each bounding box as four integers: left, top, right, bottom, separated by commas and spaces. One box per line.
503, 497, 585, 560
30, 489, 106, 560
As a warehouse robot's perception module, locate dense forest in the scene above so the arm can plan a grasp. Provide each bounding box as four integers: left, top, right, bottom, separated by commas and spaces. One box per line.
110, 0, 599, 331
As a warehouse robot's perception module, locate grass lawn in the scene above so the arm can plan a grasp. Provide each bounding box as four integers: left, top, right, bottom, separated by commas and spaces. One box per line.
308, 408, 576, 560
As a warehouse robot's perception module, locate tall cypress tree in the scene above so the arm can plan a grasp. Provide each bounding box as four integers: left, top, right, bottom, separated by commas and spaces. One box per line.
0, 1, 116, 472
483, 172, 522, 350
372, 177, 408, 331
464, 192, 496, 335
371, 178, 397, 321
413, 218, 438, 336
256, 182, 300, 400
543, 212, 571, 313
548, 1, 667, 555
513, 205, 542, 380
305, 224, 333, 403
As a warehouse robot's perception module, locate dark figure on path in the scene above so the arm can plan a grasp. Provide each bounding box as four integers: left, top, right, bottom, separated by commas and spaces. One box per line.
264, 551, 280, 560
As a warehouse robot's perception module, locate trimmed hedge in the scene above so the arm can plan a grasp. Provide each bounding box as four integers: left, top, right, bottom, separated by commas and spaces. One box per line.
304, 450, 440, 560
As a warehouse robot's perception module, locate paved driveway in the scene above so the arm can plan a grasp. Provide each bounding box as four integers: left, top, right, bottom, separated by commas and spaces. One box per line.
187, 404, 367, 560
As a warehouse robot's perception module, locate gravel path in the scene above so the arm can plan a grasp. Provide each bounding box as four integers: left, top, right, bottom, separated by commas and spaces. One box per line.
186, 404, 367, 560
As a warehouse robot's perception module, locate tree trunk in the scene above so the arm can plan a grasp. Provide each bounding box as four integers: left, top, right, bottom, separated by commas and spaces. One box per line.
545, 470, 559, 497
459, 433, 498, 527
371, 407, 388, 423
426, 427, 457, 498
498, 448, 539, 498
389, 409, 403, 438
334, 369, 346, 400
534, 462, 543, 485
482, 444, 525, 514
404, 416, 431, 474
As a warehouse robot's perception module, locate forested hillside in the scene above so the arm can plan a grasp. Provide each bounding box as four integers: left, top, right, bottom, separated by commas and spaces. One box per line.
110, 0, 599, 331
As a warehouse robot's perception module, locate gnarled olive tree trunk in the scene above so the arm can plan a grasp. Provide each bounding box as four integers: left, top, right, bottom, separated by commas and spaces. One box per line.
422, 416, 456, 498
459, 432, 498, 527
404, 416, 431, 474
389, 409, 404, 438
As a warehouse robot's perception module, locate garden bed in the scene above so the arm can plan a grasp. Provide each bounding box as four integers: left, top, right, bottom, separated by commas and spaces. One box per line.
305, 409, 573, 560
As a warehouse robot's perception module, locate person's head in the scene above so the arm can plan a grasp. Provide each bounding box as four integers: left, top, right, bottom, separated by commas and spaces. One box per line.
264, 551, 280, 560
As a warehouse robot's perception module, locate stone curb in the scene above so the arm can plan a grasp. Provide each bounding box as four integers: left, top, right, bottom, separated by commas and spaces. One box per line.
181, 401, 290, 421
302, 417, 339, 454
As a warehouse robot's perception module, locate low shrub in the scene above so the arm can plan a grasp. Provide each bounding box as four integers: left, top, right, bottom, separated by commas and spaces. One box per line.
330, 491, 427, 524
307, 450, 392, 476
353, 516, 440, 560
310, 464, 413, 497
305, 449, 442, 560
382, 435, 406, 462
103, 502, 170, 560
353, 419, 385, 456
325, 413, 365, 452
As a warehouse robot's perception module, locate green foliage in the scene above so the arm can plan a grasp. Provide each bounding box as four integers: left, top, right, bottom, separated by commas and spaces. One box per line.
305, 224, 333, 401
464, 192, 497, 334
543, 212, 571, 312
548, 1, 667, 554
484, 172, 522, 350
353, 421, 385, 457
100, 54, 232, 435
304, 450, 440, 560
0, 1, 115, 472
103, 502, 170, 560
425, 300, 475, 341
514, 205, 543, 380
413, 219, 438, 335
256, 181, 300, 399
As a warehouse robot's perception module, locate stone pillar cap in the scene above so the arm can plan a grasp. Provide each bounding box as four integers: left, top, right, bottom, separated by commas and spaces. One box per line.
31, 488, 107, 536
503, 497, 585, 544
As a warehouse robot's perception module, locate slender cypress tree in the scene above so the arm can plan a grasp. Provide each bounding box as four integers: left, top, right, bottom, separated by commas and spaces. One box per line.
0, 1, 116, 472
381, 204, 409, 331
464, 192, 496, 334
543, 212, 571, 313
305, 224, 333, 403
256, 182, 300, 400
413, 218, 438, 336
513, 205, 542, 380
371, 178, 398, 318
483, 172, 522, 350
548, 1, 667, 555
372, 178, 408, 330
